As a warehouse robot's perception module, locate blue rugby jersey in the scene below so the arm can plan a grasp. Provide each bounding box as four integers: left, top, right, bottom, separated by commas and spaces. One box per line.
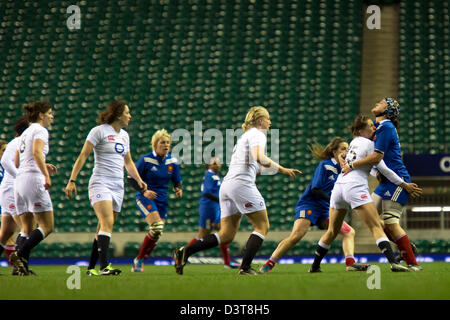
373, 119, 410, 178
199, 169, 221, 206
297, 158, 340, 211
135, 151, 182, 203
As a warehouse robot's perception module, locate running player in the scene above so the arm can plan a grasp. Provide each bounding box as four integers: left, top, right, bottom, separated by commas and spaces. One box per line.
186, 157, 239, 269
65, 100, 148, 276
342, 98, 423, 271
130, 129, 182, 272
9, 101, 57, 276
310, 115, 421, 273
0, 117, 30, 270
173, 106, 302, 275
259, 137, 370, 273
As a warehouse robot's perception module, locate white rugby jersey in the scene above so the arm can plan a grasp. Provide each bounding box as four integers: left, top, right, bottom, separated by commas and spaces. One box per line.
336, 136, 403, 186
86, 124, 130, 178
223, 127, 266, 183
336, 136, 374, 185
17, 123, 49, 175
0, 137, 20, 185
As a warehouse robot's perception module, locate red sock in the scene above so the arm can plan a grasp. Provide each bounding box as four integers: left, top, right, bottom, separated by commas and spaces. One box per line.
4, 246, 16, 266
220, 243, 231, 265
136, 233, 157, 260
345, 255, 356, 267
395, 234, 418, 266
186, 237, 198, 247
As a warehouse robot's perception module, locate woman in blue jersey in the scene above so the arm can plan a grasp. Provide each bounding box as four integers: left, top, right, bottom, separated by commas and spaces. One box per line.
186, 157, 239, 269
260, 137, 369, 273
342, 98, 423, 270
131, 129, 182, 272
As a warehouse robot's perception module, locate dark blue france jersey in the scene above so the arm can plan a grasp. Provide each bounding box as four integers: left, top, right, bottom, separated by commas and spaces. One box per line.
373, 120, 410, 178
135, 151, 182, 203
297, 159, 340, 211
199, 170, 221, 207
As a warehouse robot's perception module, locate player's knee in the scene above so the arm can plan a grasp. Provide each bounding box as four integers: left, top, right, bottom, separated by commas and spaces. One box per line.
149, 220, 165, 241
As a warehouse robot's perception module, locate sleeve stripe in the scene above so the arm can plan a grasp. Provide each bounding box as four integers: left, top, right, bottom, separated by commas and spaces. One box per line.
374, 149, 384, 154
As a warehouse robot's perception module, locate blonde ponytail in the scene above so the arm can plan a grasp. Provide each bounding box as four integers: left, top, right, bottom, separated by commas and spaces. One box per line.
242, 106, 269, 132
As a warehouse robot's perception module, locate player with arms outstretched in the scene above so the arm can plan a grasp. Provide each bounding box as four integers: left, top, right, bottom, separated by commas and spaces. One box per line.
174, 106, 301, 275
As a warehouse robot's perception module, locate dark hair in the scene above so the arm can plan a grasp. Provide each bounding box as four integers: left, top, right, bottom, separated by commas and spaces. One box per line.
390, 116, 399, 129
14, 116, 29, 136
98, 100, 128, 124
349, 114, 371, 136
309, 137, 347, 160
23, 101, 52, 123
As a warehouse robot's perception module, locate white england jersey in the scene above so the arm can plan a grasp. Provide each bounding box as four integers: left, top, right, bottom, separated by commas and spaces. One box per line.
86, 124, 130, 179
336, 136, 374, 185
223, 127, 267, 183
0, 137, 20, 186
17, 123, 49, 175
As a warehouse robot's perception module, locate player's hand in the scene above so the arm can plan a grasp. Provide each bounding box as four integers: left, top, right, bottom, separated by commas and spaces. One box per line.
44, 175, 52, 190
338, 153, 347, 168
138, 180, 147, 192
143, 189, 157, 200
341, 162, 352, 175
280, 167, 302, 179
174, 187, 183, 198
65, 181, 77, 199
401, 182, 423, 198
46, 163, 58, 176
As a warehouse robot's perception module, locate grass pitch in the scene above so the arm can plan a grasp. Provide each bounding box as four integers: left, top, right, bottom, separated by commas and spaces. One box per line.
1, 262, 449, 300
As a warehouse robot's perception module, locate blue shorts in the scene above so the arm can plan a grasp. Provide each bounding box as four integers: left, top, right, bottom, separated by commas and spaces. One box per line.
199, 203, 220, 230
294, 204, 329, 228
374, 176, 410, 206
136, 195, 168, 220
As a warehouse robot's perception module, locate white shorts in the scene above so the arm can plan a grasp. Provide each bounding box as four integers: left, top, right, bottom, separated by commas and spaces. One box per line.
219, 179, 266, 218
14, 173, 53, 214
330, 182, 372, 210
0, 183, 17, 216
88, 176, 124, 213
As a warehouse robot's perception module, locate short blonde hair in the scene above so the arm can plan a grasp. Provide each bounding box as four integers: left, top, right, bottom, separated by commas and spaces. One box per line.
242, 106, 269, 132
151, 129, 171, 150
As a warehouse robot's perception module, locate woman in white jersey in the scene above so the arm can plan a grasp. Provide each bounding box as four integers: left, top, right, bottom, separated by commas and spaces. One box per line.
310, 115, 420, 273
65, 100, 149, 276
0, 117, 31, 271
9, 102, 57, 276
174, 106, 302, 275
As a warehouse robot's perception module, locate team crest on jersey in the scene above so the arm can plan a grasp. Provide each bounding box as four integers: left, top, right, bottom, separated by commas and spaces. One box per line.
361, 194, 368, 199
34, 202, 42, 208
115, 143, 125, 155
307, 209, 312, 215
9, 204, 15, 210
147, 204, 152, 210
107, 135, 115, 142
168, 165, 173, 172
244, 202, 253, 208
